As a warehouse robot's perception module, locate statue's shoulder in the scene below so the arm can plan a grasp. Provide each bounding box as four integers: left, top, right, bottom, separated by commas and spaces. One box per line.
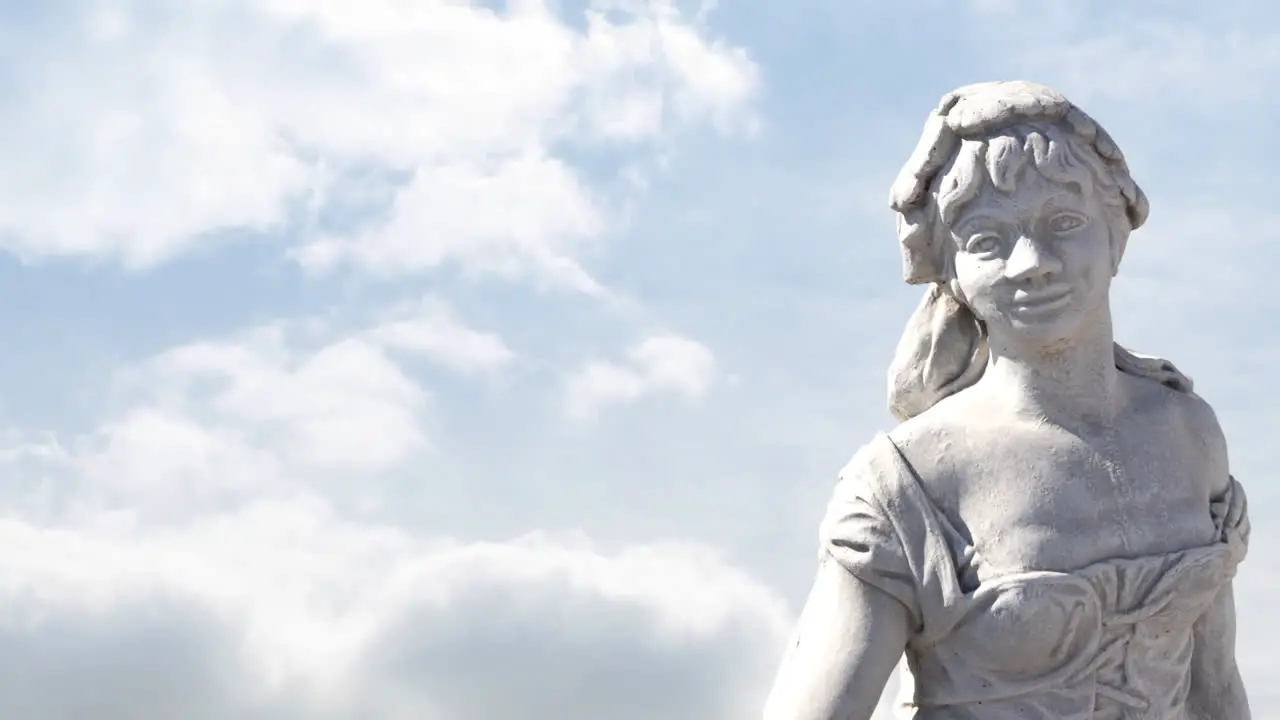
1127, 371, 1226, 444
880, 395, 980, 509
1169, 386, 1226, 448
828, 411, 970, 553
887, 387, 991, 454
1127, 372, 1230, 493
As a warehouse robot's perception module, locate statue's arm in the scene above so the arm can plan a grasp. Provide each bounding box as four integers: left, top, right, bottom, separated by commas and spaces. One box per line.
1182, 398, 1249, 718
762, 556, 910, 720
1187, 581, 1249, 719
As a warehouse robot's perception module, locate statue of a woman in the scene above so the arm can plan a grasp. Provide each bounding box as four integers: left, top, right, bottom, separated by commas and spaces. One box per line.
763, 81, 1251, 719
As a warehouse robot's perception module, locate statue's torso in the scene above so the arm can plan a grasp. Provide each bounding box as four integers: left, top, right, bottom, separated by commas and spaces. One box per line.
889, 374, 1225, 577
844, 377, 1250, 718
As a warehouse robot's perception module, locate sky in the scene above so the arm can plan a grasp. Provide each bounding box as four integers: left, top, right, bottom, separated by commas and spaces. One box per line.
1, 0, 1278, 718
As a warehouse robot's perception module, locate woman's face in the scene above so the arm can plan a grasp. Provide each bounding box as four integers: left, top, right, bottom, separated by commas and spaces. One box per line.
947, 166, 1117, 351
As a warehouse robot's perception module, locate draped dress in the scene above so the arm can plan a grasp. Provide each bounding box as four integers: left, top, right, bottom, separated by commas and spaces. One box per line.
821, 433, 1251, 719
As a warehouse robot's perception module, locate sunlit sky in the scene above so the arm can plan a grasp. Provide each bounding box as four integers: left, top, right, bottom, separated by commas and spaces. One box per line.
1, 1, 1278, 718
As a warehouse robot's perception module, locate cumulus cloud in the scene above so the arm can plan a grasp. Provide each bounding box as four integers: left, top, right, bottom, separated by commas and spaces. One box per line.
0, 504, 791, 720
565, 334, 718, 420
139, 324, 429, 474
0, 0, 757, 289
368, 297, 516, 375
0, 0, 765, 699
10, 307, 503, 522
0, 297, 786, 719
0, 1, 902, 718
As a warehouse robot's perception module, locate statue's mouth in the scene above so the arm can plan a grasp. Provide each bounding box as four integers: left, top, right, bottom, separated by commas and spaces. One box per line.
1012, 286, 1072, 313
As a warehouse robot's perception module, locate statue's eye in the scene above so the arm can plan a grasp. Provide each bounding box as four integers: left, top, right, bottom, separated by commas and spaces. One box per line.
966, 233, 1000, 255
1048, 213, 1086, 234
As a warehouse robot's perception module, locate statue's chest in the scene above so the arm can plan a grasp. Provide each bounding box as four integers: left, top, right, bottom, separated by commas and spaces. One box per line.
950, 432, 1217, 575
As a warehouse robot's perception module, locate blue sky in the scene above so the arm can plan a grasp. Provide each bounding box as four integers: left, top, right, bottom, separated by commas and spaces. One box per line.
2, 0, 1279, 718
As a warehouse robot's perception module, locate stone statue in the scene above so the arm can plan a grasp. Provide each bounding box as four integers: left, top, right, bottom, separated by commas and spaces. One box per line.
762, 81, 1251, 719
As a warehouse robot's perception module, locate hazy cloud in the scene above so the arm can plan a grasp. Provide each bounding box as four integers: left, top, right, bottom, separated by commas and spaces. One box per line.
565, 335, 717, 420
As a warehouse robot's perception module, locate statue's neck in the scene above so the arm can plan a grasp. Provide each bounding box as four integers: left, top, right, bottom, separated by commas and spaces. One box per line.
979, 310, 1121, 425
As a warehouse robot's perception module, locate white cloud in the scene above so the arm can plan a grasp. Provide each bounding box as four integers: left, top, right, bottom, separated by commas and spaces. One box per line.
144, 325, 430, 476
0, 294, 521, 521
5, 314, 456, 525
0, 501, 791, 720
565, 334, 718, 420
369, 297, 516, 376
0, 0, 757, 289
298, 152, 609, 292
0, 295, 786, 718
75, 407, 284, 512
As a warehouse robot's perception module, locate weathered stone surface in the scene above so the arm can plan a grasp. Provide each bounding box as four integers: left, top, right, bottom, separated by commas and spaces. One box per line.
763, 81, 1251, 720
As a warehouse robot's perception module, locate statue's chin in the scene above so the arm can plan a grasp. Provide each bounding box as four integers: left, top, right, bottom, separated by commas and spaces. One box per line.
989, 312, 1090, 354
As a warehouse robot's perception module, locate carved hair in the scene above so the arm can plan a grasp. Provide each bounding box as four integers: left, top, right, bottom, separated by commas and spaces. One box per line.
886, 81, 1192, 421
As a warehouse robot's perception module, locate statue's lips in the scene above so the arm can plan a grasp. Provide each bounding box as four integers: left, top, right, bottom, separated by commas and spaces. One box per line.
1012, 287, 1072, 313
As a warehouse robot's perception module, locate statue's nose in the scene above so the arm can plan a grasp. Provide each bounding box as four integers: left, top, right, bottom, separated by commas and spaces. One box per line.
1004, 234, 1062, 283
